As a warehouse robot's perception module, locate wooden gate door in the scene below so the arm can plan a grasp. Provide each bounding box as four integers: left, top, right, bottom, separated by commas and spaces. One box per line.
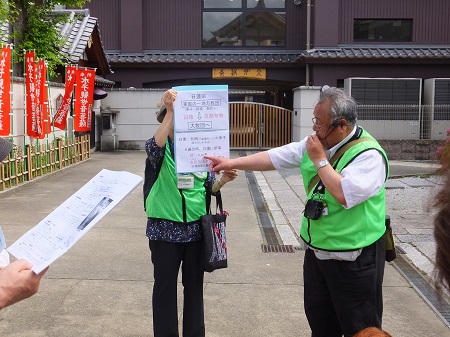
229, 102, 292, 149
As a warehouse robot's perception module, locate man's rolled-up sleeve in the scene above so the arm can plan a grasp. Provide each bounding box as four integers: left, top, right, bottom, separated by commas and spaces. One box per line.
340, 150, 387, 209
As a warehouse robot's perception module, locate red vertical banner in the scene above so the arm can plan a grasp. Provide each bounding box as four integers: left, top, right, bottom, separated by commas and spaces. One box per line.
25, 51, 39, 138
37, 59, 50, 136
0, 46, 11, 136
73, 68, 95, 132
34, 59, 46, 139
53, 65, 76, 130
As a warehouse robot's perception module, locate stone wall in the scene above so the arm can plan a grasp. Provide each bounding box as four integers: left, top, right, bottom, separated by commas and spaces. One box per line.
378, 139, 442, 161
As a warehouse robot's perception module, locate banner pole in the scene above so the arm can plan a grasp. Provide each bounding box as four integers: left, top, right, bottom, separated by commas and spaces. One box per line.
63, 65, 68, 143
44, 61, 55, 138
8, 44, 13, 143
72, 67, 77, 155
61, 64, 68, 165
8, 44, 14, 183
22, 50, 26, 147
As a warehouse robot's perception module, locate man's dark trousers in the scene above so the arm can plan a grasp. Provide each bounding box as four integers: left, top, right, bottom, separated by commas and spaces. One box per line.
303, 235, 386, 337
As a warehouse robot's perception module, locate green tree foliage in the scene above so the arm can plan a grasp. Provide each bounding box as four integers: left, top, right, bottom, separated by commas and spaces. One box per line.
4, 0, 91, 77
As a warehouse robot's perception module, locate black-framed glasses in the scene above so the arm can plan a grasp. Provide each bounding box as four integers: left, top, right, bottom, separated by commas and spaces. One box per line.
312, 117, 328, 130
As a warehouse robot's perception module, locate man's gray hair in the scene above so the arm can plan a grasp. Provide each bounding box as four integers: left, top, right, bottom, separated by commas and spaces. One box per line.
319, 86, 357, 124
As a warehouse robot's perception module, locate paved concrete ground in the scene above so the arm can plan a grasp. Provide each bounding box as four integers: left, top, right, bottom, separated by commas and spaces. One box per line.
0, 151, 449, 336
255, 159, 443, 282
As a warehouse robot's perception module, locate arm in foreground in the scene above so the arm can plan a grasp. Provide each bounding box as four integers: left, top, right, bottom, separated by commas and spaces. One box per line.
0, 259, 48, 310
205, 151, 275, 174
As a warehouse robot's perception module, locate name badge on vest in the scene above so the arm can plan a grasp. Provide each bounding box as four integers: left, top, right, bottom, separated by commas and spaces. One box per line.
177, 174, 194, 189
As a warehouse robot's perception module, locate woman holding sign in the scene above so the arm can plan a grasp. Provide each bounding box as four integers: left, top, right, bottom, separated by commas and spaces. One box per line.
143, 89, 237, 337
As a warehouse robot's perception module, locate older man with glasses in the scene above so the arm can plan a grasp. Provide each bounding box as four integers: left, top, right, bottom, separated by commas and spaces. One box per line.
205, 86, 389, 337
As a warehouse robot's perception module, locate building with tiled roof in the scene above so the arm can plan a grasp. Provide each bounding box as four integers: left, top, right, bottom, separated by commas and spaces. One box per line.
0, 8, 113, 88
55, 9, 113, 88
299, 46, 450, 63
80, 0, 450, 110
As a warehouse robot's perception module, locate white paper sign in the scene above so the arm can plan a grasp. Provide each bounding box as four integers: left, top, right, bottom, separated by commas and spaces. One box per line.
7, 169, 143, 273
173, 85, 229, 173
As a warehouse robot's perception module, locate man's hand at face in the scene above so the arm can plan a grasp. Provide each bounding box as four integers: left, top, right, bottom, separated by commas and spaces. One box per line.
306, 134, 327, 165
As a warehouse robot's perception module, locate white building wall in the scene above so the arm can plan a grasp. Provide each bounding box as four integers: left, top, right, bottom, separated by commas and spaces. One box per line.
292, 86, 321, 142
10, 81, 66, 150
100, 89, 166, 149
102, 88, 317, 150
5, 84, 164, 152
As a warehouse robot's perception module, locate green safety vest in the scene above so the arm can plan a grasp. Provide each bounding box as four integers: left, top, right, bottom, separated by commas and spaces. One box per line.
300, 129, 389, 251
145, 140, 207, 222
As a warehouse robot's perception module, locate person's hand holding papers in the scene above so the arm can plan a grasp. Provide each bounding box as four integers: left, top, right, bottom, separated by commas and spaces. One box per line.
0, 259, 48, 309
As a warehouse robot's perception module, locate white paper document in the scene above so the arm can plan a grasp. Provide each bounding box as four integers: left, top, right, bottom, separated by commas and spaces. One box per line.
7, 169, 143, 273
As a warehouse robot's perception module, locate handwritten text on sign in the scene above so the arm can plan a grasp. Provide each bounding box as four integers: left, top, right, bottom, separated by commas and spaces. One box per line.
173, 85, 229, 173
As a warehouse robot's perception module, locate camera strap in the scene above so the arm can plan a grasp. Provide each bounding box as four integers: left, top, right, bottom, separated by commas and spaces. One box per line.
307, 136, 372, 194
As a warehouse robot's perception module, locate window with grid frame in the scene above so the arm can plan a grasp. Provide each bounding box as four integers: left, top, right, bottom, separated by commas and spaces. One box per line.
202, 0, 286, 48
354, 19, 412, 42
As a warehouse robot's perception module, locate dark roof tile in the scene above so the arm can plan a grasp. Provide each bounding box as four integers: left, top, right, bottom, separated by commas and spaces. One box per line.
106, 51, 302, 64
94, 76, 115, 88
300, 46, 450, 62
55, 10, 112, 74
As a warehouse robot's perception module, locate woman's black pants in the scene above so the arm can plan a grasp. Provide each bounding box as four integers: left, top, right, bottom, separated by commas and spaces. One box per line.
149, 240, 205, 337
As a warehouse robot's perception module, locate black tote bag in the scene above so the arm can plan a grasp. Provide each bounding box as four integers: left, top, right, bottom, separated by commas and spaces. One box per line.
201, 191, 228, 272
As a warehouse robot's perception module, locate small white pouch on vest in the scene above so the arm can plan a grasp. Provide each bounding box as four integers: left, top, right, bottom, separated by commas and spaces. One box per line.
329, 249, 362, 261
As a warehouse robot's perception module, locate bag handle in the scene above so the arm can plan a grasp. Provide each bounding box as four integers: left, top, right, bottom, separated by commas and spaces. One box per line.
205, 189, 224, 215
215, 191, 224, 214
206, 188, 211, 214
307, 137, 372, 194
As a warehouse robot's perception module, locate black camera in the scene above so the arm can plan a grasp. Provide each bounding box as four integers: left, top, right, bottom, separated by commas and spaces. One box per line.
304, 199, 325, 220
